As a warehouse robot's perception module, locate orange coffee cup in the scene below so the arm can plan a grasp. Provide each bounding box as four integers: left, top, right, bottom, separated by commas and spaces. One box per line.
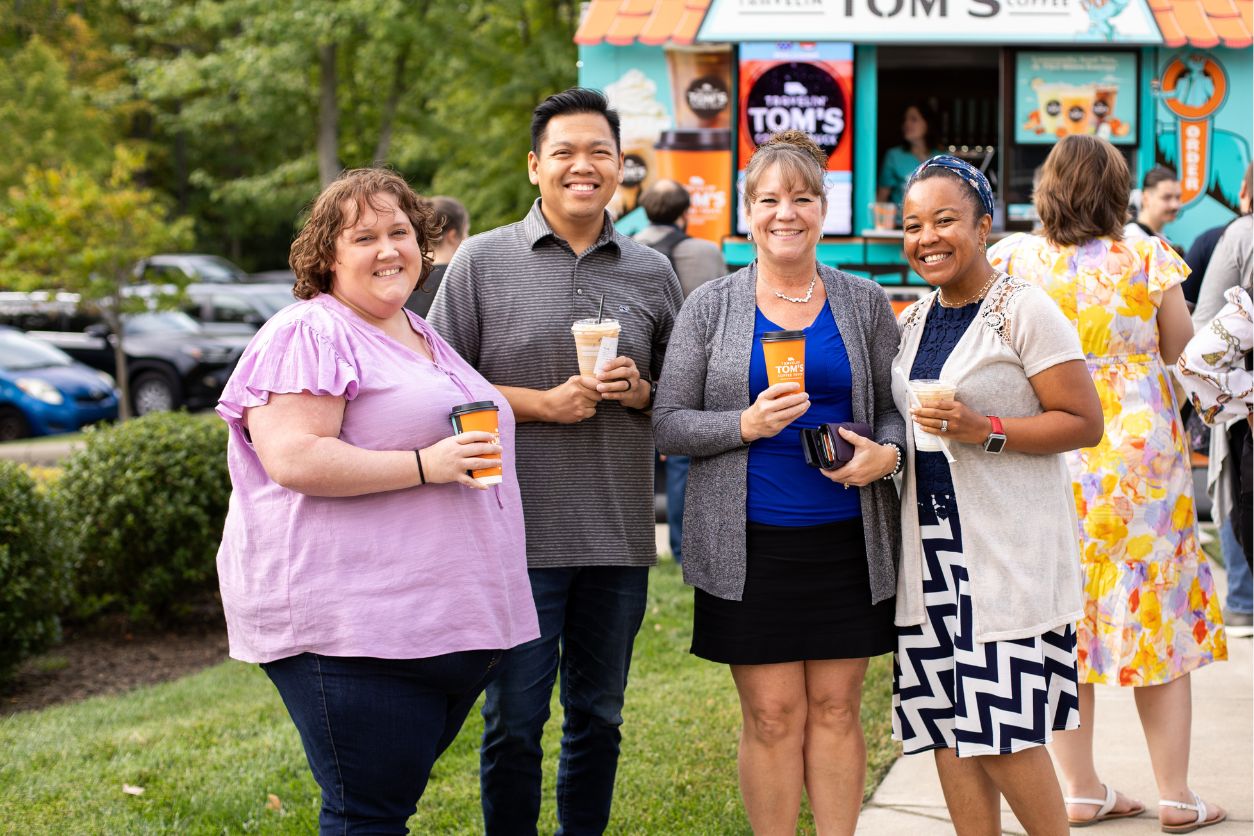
653, 129, 732, 244
761, 330, 806, 395
449, 401, 503, 485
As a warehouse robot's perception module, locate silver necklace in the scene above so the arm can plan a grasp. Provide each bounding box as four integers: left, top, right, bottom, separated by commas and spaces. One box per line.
772, 274, 818, 304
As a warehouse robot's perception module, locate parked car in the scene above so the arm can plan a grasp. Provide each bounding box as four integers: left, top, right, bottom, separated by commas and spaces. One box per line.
133, 253, 250, 285
0, 290, 97, 332
22, 310, 249, 416
130, 282, 296, 332
0, 326, 119, 441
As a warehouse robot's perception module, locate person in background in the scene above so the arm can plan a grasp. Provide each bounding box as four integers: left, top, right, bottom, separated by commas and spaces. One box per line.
635, 178, 727, 564
1124, 165, 1182, 251
891, 155, 1103, 836
1190, 174, 1254, 636
634, 179, 727, 298
215, 168, 539, 833
990, 135, 1227, 833
1181, 164, 1251, 306
1179, 284, 1253, 569
877, 102, 943, 209
428, 88, 682, 836
655, 130, 905, 835
406, 195, 469, 318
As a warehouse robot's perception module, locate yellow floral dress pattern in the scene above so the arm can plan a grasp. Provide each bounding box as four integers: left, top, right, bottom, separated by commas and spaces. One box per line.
989, 234, 1227, 686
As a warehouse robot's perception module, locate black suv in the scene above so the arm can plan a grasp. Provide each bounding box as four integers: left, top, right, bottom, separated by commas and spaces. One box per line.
0, 294, 248, 415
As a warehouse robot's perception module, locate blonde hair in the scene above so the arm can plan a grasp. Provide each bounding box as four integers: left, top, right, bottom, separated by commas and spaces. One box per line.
743, 130, 828, 208
289, 168, 440, 300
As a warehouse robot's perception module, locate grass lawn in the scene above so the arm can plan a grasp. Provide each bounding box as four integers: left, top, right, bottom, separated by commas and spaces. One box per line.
0, 561, 898, 834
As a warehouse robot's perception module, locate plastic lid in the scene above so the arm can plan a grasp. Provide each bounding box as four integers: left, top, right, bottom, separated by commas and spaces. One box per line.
449, 401, 498, 417
654, 129, 731, 152
761, 330, 805, 341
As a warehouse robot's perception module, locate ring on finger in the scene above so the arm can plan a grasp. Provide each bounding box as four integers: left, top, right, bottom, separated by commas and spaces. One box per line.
625, 378, 633, 391
941, 419, 949, 433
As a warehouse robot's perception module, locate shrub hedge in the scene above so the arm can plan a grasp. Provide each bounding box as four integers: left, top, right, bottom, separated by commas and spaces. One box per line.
0, 460, 69, 684
56, 412, 230, 625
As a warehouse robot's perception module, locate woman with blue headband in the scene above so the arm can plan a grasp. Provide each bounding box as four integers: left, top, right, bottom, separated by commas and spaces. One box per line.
889, 155, 1104, 833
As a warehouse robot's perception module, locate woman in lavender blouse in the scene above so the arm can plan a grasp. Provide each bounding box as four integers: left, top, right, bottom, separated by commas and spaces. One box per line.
215, 168, 539, 833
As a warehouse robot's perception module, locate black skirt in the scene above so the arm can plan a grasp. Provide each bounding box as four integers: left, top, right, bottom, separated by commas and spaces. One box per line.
691, 518, 895, 665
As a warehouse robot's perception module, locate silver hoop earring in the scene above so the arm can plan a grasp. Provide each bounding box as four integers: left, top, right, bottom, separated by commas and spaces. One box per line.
820, 232, 825, 240
747, 231, 752, 241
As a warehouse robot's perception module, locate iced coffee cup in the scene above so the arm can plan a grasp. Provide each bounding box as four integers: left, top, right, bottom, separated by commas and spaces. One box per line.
872, 202, 897, 231
449, 401, 503, 485
1034, 80, 1067, 137
571, 318, 621, 378
1063, 87, 1095, 135
761, 330, 806, 395
910, 378, 956, 452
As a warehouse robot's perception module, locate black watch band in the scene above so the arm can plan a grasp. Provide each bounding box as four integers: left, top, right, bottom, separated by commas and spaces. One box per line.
629, 378, 656, 412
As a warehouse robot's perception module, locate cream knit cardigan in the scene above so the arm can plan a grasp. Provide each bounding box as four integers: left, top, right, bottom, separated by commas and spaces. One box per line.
891, 274, 1087, 643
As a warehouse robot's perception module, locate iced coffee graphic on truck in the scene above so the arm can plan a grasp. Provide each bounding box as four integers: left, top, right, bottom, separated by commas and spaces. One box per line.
599, 45, 735, 244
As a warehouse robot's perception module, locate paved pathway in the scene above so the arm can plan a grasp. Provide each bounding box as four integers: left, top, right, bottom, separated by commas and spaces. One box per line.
657, 523, 1251, 834
0, 438, 80, 466
860, 563, 1253, 834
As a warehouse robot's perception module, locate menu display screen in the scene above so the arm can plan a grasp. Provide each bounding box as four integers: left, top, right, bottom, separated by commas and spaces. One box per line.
736, 42, 855, 236
1015, 51, 1138, 145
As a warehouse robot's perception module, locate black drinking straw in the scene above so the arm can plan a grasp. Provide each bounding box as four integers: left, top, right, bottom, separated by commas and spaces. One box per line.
596, 294, 605, 323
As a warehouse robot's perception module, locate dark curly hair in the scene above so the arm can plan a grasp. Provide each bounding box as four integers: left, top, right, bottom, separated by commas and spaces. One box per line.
743, 130, 829, 209
289, 168, 441, 301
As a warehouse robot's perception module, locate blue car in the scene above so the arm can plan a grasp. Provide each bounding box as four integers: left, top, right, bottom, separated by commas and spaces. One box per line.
0, 326, 119, 441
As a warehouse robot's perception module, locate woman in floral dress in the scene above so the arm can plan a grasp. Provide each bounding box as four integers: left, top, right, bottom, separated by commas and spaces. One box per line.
989, 135, 1227, 832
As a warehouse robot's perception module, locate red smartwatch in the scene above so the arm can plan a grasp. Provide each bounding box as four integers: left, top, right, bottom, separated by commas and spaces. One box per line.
983, 415, 1007, 454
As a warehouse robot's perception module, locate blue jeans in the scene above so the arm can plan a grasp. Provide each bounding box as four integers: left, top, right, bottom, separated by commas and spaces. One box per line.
480, 566, 649, 835
1222, 518, 1253, 613
264, 650, 502, 834
665, 455, 689, 564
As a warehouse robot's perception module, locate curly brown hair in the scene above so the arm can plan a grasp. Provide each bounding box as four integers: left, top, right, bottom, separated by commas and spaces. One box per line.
743, 130, 829, 209
289, 168, 441, 301
1036, 135, 1130, 247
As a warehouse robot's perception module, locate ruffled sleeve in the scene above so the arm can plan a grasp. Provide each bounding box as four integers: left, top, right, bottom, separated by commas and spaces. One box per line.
216, 317, 359, 423
1137, 236, 1190, 299
986, 232, 1028, 276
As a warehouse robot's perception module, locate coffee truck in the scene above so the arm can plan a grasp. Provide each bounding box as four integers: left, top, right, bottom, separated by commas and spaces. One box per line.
575, 0, 1252, 288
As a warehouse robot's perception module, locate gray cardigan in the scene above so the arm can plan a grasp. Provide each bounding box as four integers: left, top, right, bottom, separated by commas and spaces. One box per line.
653, 262, 905, 603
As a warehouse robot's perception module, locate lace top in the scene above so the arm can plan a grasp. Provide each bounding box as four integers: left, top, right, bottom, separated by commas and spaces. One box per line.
910, 301, 981, 493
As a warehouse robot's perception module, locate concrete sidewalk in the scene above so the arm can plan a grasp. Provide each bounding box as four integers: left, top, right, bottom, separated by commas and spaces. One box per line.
860, 564, 1253, 835
0, 438, 81, 466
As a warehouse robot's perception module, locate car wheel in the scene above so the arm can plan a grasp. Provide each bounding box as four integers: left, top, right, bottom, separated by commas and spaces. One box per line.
131, 370, 179, 415
0, 405, 30, 441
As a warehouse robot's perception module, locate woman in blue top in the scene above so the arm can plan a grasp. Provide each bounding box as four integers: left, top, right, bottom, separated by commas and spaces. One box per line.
654, 131, 905, 834
878, 103, 942, 209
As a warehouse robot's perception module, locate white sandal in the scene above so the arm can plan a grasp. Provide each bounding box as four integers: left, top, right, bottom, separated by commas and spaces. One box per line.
1159, 791, 1227, 834
1064, 784, 1144, 827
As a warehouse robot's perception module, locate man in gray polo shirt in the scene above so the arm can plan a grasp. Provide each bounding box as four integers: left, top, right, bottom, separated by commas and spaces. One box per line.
427, 88, 681, 835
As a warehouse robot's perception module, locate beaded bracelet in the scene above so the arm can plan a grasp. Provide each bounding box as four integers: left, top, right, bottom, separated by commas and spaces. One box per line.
881, 442, 904, 480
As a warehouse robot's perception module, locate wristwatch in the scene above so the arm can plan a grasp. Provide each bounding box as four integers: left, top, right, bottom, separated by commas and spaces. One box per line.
982, 415, 1007, 454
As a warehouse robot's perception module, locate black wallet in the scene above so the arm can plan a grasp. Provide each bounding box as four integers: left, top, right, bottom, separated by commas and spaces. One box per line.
799, 422, 873, 470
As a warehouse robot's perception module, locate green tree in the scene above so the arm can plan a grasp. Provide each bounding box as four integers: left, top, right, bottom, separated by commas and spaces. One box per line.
125, 0, 579, 251
0, 36, 113, 194
426, 0, 581, 231
0, 147, 194, 419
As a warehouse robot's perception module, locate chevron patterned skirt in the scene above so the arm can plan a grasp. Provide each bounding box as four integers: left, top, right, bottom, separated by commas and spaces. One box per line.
892, 489, 1080, 758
